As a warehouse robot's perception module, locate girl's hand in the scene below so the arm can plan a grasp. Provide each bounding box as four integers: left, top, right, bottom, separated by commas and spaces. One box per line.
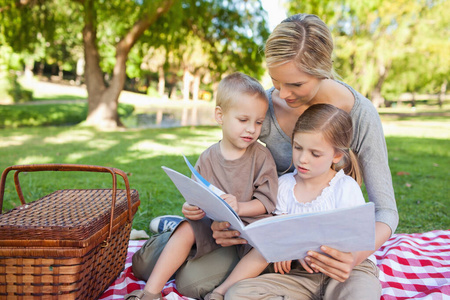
298, 258, 315, 274
221, 194, 239, 214
305, 246, 356, 282
211, 221, 247, 247
274, 260, 292, 274
181, 202, 205, 220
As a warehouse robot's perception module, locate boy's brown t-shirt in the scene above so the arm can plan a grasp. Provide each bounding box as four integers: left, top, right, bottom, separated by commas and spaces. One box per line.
187, 141, 278, 258
195, 141, 278, 225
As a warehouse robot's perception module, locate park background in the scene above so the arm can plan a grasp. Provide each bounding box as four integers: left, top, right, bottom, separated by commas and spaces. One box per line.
0, 0, 448, 235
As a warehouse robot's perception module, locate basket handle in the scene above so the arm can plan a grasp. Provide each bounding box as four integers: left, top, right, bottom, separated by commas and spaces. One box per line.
0, 164, 133, 241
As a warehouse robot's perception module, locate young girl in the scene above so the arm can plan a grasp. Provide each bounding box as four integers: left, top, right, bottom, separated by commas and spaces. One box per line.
206, 103, 376, 300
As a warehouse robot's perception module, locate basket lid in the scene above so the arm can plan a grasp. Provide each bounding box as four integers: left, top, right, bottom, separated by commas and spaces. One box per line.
0, 189, 139, 244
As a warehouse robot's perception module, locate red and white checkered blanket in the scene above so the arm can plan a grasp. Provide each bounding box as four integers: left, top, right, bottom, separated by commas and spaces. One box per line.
99, 230, 450, 300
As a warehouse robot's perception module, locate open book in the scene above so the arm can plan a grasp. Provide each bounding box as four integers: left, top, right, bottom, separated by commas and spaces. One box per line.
162, 156, 376, 263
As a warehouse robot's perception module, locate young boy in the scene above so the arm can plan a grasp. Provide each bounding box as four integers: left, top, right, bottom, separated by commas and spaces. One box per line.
125, 72, 278, 300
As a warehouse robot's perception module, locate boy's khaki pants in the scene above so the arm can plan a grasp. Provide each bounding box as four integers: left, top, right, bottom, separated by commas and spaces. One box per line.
131, 231, 240, 299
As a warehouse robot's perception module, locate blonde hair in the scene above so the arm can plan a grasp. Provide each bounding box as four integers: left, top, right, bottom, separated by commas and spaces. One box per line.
216, 72, 268, 112
265, 13, 337, 80
293, 104, 363, 185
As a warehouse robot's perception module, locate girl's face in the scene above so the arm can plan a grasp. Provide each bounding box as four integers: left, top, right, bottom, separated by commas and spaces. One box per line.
269, 61, 322, 108
215, 94, 268, 157
292, 131, 343, 181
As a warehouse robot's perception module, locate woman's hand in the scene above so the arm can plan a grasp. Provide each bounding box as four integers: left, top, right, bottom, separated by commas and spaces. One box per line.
274, 260, 292, 274
211, 221, 247, 247
181, 202, 205, 220
304, 246, 356, 282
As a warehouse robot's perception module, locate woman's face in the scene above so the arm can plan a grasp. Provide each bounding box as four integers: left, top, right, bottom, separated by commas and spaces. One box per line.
269, 61, 322, 108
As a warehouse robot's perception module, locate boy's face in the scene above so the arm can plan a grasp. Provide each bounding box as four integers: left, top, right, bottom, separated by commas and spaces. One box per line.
215, 94, 268, 156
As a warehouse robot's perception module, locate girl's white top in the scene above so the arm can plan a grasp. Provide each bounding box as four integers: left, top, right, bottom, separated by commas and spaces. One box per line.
275, 169, 365, 215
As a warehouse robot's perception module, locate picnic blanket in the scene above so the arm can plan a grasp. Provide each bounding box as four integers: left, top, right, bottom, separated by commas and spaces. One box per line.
99, 230, 450, 300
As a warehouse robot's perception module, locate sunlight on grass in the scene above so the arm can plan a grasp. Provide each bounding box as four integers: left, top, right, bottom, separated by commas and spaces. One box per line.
383, 121, 450, 138
16, 156, 53, 164
157, 133, 178, 140
86, 139, 119, 150
66, 152, 97, 162
0, 134, 34, 147
129, 140, 180, 154
43, 129, 95, 144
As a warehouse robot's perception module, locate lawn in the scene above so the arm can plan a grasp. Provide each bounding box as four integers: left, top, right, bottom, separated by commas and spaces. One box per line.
0, 119, 448, 234
0, 80, 448, 234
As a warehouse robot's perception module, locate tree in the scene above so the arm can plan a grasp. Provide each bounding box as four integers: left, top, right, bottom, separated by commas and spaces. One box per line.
286, 0, 449, 107
1, 0, 269, 128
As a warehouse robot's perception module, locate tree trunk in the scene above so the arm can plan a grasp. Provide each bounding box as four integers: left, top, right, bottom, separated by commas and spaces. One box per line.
183, 68, 192, 101
371, 59, 390, 108
192, 72, 200, 101
438, 79, 447, 108
82, 0, 177, 129
24, 58, 34, 80
158, 65, 165, 97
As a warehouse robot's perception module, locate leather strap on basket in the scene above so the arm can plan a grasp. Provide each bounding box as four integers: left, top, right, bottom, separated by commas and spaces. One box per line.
0, 164, 133, 242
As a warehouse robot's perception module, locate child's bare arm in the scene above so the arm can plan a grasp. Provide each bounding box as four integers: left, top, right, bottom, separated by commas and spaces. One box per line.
182, 202, 205, 220
221, 194, 266, 217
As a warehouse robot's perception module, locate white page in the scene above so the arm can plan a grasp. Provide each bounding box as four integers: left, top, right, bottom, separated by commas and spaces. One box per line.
244, 203, 375, 262
162, 165, 375, 263
162, 167, 244, 231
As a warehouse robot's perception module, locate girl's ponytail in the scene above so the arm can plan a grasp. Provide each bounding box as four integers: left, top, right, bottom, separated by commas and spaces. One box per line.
346, 149, 363, 186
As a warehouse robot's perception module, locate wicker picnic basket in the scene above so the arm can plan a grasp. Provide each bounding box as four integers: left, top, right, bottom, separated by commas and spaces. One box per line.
0, 164, 140, 299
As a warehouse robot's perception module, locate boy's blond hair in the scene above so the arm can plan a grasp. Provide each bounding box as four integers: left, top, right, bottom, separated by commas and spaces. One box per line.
216, 72, 268, 112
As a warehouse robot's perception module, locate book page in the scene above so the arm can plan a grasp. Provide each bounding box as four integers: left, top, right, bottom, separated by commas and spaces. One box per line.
162, 166, 244, 231
162, 163, 375, 263
244, 203, 375, 262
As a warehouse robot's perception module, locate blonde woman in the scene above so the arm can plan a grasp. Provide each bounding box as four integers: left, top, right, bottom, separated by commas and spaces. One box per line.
211, 14, 397, 299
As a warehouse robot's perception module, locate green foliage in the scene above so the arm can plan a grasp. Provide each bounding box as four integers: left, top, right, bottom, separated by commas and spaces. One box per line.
137, 0, 270, 81
287, 0, 449, 102
6, 74, 33, 103
0, 103, 134, 128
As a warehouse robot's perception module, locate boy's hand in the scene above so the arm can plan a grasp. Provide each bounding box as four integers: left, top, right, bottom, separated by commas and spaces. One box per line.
181, 202, 205, 220
221, 194, 239, 214
274, 260, 292, 274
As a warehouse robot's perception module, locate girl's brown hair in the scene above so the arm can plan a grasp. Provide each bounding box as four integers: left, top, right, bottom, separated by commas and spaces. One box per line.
293, 104, 363, 185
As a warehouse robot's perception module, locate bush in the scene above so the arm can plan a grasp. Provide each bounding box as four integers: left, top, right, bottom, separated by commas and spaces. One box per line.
7, 74, 33, 103
0, 103, 135, 128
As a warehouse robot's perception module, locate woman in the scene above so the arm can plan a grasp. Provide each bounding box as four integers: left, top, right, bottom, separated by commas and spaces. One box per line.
132, 13, 398, 300
210, 13, 398, 299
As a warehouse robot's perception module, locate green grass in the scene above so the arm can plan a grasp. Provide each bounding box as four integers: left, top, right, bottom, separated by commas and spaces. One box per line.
1, 80, 448, 235
0, 125, 222, 231
0, 121, 448, 235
